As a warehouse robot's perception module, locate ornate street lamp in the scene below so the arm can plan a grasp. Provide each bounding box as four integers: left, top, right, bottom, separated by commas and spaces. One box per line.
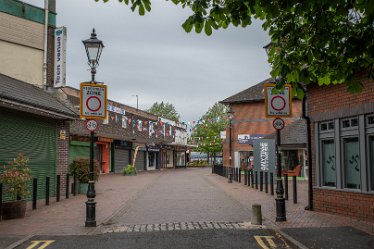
83, 28, 104, 83
82, 28, 104, 227
227, 106, 234, 183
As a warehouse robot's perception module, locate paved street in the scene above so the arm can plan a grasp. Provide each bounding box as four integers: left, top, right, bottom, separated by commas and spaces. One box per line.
0, 167, 373, 248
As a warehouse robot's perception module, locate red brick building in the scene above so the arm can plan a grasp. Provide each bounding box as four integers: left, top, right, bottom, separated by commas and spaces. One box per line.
308, 73, 374, 221
221, 79, 302, 171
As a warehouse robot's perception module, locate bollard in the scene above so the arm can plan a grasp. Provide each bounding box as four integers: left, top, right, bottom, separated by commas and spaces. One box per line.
255, 171, 258, 189
265, 172, 268, 194
66, 173, 70, 199
228, 168, 233, 183
0, 183, 2, 222
239, 169, 241, 183
251, 204, 262, 225
45, 177, 50, 206
32, 178, 37, 210
284, 173, 289, 200
56, 175, 61, 202
73, 174, 77, 196
251, 171, 254, 188
270, 173, 274, 196
247, 170, 250, 186
293, 176, 297, 204
260, 171, 263, 191
244, 170, 247, 185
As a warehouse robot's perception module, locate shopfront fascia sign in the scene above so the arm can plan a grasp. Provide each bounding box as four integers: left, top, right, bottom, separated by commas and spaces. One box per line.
238, 134, 267, 145
107, 104, 125, 115
54, 27, 67, 88
253, 139, 276, 174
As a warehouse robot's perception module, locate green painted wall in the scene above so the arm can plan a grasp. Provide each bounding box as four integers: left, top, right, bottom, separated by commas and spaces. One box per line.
0, 0, 56, 26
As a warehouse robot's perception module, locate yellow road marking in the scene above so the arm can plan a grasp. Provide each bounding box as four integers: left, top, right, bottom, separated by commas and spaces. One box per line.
27, 240, 55, 249
254, 236, 276, 249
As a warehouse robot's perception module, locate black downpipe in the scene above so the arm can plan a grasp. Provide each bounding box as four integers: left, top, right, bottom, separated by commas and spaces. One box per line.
303, 93, 313, 211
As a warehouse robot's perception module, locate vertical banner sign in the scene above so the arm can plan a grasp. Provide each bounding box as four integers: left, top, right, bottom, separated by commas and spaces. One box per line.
80, 83, 108, 119
253, 139, 276, 174
54, 27, 67, 87
264, 84, 292, 117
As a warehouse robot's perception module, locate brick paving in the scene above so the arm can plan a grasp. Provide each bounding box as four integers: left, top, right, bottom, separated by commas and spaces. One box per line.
0, 167, 372, 241
206, 169, 374, 235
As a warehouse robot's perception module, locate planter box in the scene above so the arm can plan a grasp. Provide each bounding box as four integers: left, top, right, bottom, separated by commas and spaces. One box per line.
78, 182, 89, 194
2, 200, 27, 220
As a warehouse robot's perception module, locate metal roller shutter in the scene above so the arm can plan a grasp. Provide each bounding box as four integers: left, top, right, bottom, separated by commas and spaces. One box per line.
135, 151, 145, 171
114, 148, 130, 173
0, 108, 57, 201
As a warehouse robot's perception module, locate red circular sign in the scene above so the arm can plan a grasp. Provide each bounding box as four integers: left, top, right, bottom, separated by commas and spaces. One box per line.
86, 96, 101, 112
270, 96, 286, 111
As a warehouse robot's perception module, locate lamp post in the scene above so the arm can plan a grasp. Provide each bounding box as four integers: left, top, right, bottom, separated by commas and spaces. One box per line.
227, 107, 234, 183
82, 28, 104, 227
132, 94, 139, 111
263, 43, 287, 221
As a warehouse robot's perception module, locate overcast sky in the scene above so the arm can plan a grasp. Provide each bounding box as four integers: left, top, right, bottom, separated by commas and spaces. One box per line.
25, 0, 271, 122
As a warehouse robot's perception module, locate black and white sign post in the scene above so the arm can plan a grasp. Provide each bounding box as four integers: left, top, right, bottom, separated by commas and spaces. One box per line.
81, 29, 105, 227
265, 84, 292, 222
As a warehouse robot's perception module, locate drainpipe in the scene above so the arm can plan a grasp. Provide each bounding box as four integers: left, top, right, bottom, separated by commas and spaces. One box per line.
302, 90, 313, 211
43, 0, 49, 89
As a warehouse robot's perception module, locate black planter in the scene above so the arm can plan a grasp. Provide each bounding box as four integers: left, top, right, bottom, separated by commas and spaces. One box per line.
2, 200, 27, 220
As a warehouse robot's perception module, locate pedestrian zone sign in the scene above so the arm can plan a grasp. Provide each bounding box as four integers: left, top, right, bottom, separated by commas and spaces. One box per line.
264, 83, 292, 117
80, 83, 107, 119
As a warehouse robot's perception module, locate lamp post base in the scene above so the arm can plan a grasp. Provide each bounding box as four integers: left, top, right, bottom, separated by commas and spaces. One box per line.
275, 197, 287, 222
85, 199, 96, 227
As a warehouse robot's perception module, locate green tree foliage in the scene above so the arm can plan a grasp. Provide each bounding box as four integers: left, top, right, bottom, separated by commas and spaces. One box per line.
147, 101, 180, 122
97, 0, 374, 93
192, 102, 228, 155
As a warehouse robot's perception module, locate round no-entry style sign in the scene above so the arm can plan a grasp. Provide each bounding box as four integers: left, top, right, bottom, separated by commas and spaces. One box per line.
271, 96, 286, 111
85, 120, 98, 132
273, 118, 285, 130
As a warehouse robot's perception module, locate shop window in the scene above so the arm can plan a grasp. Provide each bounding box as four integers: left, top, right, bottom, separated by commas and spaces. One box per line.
367, 115, 374, 126
342, 137, 361, 189
369, 136, 374, 191
321, 139, 336, 187
320, 121, 334, 132
341, 117, 358, 129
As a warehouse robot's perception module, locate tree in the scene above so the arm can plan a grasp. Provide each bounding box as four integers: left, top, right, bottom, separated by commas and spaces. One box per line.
147, 101, 180, 122
98, 0, 374, 94
191, 102, 228, 163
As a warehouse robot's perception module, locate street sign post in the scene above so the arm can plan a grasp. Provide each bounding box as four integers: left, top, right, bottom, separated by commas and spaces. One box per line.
80, 83, 107, 119
264, 84, 292, 117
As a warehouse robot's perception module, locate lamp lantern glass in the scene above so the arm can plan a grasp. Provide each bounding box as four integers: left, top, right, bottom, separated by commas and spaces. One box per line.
83, 28, 104, 67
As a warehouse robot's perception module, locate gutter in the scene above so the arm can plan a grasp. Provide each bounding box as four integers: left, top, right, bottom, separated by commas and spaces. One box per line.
302, 91, 313, 211
43, 0, 49, 89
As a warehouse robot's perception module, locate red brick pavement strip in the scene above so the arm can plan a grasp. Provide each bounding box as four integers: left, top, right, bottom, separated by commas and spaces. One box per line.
0, 172, 161, 236
205, 169, 374, 235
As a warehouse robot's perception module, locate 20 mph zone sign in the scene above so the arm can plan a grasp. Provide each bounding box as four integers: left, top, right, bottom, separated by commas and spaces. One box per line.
80, 83, 107, 119
264, 83, 292, 117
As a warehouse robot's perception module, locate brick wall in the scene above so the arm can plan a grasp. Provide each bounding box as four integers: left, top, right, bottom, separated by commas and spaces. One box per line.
56, 120, 70, 196
222, 100, 302, 167
308, 75, 374, 221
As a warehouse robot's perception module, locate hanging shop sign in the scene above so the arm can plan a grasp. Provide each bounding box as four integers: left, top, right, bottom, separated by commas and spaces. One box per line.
80, 83, 108, 119
54, 27, 67, 88
253, 139, 276, 173
264, 83, 292, 117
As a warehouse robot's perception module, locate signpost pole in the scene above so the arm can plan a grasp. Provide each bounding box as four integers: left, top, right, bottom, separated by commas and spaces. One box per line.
85, 130, 96, 227
275, 129, 286, 221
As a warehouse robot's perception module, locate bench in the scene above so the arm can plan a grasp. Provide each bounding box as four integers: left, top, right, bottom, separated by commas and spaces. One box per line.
281, 165, 301, 177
